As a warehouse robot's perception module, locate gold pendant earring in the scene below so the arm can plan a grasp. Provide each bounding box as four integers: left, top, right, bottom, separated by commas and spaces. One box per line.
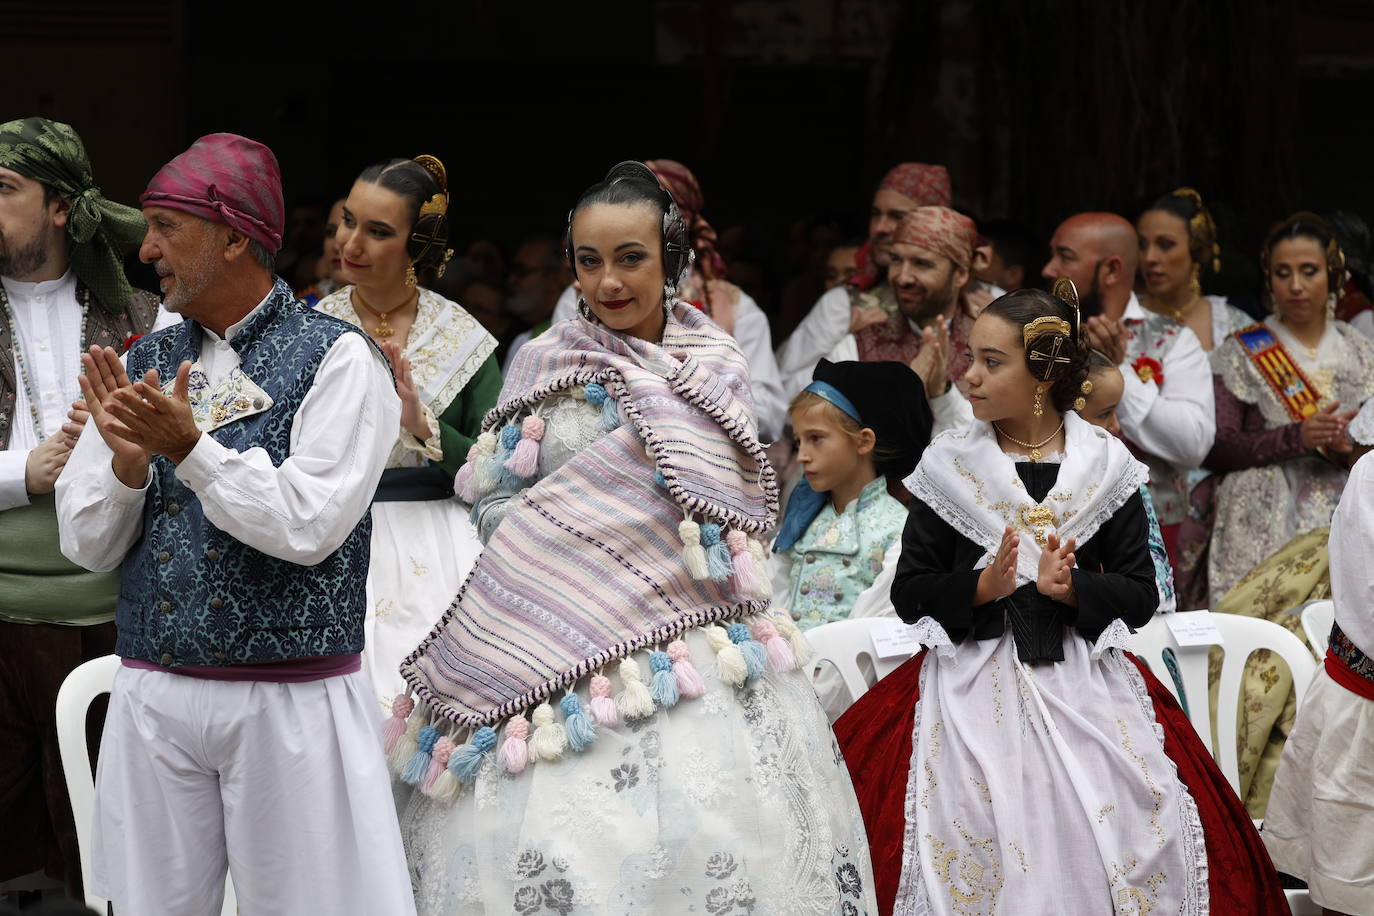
1033, 387, 1044, 417
1191, 263, 1202, 297
404, 264, 418, 288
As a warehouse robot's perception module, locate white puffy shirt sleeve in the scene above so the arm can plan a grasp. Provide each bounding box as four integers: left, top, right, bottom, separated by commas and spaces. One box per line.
776, 285, 852, 396
1116, 325, 1216, 470
733, 293, 786, 443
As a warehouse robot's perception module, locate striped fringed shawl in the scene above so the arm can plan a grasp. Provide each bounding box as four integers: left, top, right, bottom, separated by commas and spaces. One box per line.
400, 303, 781, 728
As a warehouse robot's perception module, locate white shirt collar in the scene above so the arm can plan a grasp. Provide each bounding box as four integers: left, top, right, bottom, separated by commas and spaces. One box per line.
1121, 291, 1145, 322
204, 286, 276, 344
1, 268, 77, 302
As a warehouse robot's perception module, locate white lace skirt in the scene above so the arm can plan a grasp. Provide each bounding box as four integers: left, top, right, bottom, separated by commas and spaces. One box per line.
898, 626, 1208, 916
363, 498, 482, 715
398, 628, 877, 916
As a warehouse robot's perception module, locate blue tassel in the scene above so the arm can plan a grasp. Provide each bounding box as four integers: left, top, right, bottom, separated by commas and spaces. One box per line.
649, 651, 680, 707
728, 623, 767, 681
494, 423, 525, 489
401, 725, 440, 786
583, 382, 608, 406
560, 693, 598, 752
653, 470, 667, 488
448, 726, 498, 783
701, 523, 733, 582
600, 394, 621, 430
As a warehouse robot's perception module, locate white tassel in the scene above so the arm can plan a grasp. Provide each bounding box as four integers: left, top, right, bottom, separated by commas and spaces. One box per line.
616, 656, 657, 720
529, 702, 567, 763
772, 611, 813, 665
746, 538, 772, 598
704, 624, 748, 687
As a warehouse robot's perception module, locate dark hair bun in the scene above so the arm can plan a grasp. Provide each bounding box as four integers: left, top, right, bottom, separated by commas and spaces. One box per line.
984, 288, 1090, 413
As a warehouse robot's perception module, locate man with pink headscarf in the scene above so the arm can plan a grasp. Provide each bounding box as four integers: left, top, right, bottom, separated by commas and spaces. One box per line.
776, 162, 957, 396
55, 134, 414, 915
822, 206, 980, 433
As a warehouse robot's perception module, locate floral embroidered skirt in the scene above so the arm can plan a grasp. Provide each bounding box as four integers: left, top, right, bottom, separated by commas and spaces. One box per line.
362, 498, 483, 715
398, 628, 877, 915
834, 632, 1290, 915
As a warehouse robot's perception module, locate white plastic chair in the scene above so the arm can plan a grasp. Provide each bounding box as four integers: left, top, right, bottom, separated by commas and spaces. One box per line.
1298, 599, 1335, 658
55, 655, 239, 915
1129, 616, 1213, 746
1130, 613, 1318, 796
803, 617, 917, 712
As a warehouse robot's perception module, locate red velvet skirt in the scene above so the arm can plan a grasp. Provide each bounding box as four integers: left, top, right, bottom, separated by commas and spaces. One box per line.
833, 649, 1289, 915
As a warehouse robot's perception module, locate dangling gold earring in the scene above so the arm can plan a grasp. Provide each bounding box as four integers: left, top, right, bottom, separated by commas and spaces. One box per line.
1190, 263, 1202, 298
1033, 386, 1044, 417
404, 263, 418, 288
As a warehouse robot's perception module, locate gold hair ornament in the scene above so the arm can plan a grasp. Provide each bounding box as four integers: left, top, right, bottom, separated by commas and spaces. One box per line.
1171, 187, 1221, 273
414, 154, 449, 217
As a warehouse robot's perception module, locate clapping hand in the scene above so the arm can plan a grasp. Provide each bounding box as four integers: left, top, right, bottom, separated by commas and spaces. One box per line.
975, 525, 1020, 605
1084, 316, 1126, 366
1037, 532, 1077, 604
909, 322, 951, 399
381, 342, 429, 441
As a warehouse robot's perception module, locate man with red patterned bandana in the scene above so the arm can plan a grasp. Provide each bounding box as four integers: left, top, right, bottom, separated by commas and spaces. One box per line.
776, 163, 953, 395
817, 206, 981, 433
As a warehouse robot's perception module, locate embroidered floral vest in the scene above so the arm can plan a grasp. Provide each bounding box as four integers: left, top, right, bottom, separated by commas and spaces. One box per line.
115, 281, 374, 667
783, 478, 906, 630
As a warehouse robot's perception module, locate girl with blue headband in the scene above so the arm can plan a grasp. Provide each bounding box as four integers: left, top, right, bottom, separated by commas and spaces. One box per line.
770, 359, 933, 702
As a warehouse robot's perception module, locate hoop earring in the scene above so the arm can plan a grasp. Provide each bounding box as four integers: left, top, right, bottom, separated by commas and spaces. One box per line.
404, 264, 418, 288
1033, 387, 1044, 417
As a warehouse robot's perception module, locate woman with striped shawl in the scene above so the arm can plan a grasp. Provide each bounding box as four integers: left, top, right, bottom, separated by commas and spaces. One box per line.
389, 162, 876, 915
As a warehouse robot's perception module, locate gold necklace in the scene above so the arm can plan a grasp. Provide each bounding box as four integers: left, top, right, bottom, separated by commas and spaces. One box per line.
993, 419, 1065, 462
1149, 290, 1201, 324
352, 288, 416, 339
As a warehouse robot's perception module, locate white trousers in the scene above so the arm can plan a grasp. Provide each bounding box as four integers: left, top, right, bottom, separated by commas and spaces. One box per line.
92, 665, 417, 916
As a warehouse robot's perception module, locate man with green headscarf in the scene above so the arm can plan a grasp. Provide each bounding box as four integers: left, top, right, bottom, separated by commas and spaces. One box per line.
0, 116, 159, 898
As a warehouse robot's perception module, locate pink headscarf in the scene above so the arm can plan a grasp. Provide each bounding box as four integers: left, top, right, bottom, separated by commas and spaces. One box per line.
850, 162, 955, 291
877, 163, 952, 208
644, 159, 726, 280
892, 206, 978, 269
140, 133, 285, 253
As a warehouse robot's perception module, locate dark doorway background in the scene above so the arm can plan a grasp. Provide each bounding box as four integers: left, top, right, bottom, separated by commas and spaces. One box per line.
6, 0, 1374, 315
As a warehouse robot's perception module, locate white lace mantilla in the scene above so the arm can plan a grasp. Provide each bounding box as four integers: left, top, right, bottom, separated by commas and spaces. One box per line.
905, 413, 1148, 587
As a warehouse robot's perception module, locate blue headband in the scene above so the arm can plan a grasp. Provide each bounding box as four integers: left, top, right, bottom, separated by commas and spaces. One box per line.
802, 380, 863, 424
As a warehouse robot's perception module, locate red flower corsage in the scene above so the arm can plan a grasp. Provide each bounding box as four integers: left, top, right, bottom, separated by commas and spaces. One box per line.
1133, 355, 1164, 386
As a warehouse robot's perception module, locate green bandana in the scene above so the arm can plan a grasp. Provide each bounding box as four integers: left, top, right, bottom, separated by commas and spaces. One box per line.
0, 117, 147, 314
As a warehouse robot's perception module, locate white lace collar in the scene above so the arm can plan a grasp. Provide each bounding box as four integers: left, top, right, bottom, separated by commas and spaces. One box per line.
904, 411, 1148, 585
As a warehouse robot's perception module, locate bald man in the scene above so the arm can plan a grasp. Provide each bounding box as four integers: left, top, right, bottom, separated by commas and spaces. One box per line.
1043, 212, 1215, 561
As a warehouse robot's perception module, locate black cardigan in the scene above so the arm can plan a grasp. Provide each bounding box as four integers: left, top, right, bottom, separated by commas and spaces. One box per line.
892, 461, 1158, 663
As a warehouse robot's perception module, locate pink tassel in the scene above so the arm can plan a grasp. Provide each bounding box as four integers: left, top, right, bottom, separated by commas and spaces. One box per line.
667, 639, 706, 699
588, 674, 621, 726
422, 736, 455, 793
725, 531, 760, 595
500, 715, 530, 774
381, 695, 415, 754
454, 442, 481, 501
752, 619, 797, 672
504, 415, 545, 479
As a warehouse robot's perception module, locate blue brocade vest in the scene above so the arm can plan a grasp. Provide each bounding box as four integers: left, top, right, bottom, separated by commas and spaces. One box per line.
116, 281, 374, 667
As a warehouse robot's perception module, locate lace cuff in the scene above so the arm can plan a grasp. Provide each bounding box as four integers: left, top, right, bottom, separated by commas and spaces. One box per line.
908, 615, 958, 663
1090, 618, 1133, 660
399, 402, 443, 461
